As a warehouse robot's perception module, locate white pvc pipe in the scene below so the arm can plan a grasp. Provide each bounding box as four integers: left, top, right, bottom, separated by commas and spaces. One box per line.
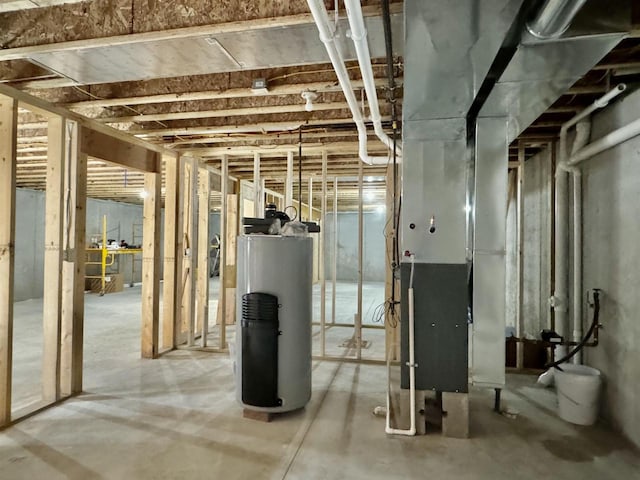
553, 84, 625, 364
344, 0, 400, 156
307, 0, 392, 166
386, 253, 416, 436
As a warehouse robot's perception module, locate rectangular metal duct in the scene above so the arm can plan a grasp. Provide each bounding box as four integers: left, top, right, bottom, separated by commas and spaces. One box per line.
401, 0, 524, 393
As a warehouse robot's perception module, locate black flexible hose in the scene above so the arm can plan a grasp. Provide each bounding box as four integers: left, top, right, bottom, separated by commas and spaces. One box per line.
546, 289, 601, 370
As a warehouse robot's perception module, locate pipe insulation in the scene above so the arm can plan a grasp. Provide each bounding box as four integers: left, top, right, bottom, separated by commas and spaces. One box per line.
306, 0, 394, 165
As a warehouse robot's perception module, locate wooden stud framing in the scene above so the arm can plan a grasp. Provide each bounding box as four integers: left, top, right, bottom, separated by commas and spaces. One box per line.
42, 115, 65, 403
182, 158, 199, 346
60, 121, 87, 395
357, 163, 364, 360
0, 94, 17, 425
331, 178, 338, 325
385, 163, 399, 361
285, 151, 294, 211
162, 154, 181, 350
219, 155, 228, 349
197, 168, 211, 347
253, 152, 261, 216
141, 163, 162, 359
516, 142, 525, 370
320, 152, 327, 356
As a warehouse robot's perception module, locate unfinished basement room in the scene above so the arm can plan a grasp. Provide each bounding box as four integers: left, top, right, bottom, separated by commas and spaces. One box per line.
0, 0, 640, 478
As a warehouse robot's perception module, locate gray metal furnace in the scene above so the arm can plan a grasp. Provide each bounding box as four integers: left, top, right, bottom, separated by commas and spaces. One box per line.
235, 235, 313, 413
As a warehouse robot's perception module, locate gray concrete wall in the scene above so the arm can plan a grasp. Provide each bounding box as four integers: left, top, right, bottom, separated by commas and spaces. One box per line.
510, 87, 640, 448
14, 189, 46, 302
581, 88, 640, 449
324, 211, 386, 282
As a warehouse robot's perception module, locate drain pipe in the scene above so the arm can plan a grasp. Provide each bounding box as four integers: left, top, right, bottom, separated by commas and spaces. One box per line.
552, 84, 626, 362
343, 0, 400, 156
386, 252, 416, 436
307, 0, 392, 165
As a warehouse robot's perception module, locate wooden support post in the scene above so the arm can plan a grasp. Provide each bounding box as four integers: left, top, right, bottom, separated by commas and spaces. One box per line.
357, 162, 363, 360
331, 177, 338, 325
181, 158, 198, 346
42, 115, 65, 403
320, 152, 327, 356
219, 155, 228, 349
385, 163, 399, 361
197, 168, 211, 347
162, 153, 181, 350
0, 94, 17, 426
253, 152, 262, 216
141, 164, 162, 359
516, 142, 525, 370
60, 122, 87, 396
223, 195, 238, 326
308, 177, 313, 221
285, 151, 294, 210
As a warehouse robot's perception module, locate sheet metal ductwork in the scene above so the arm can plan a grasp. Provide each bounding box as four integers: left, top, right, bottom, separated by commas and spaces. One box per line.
527, 0, 587, 39
401, 0, 631, 394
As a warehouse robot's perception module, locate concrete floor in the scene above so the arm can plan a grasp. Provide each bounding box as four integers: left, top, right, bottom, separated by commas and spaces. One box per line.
3, 283, 640, 479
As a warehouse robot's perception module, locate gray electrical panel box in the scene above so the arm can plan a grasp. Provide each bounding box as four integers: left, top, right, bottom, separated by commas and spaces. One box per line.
400, 263, 469, 393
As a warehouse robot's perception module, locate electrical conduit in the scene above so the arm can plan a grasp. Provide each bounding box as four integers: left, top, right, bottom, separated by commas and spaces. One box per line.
386, 252, 416, 436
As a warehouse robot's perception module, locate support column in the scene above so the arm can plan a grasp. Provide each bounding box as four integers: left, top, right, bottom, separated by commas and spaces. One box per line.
141, 163, 162, 359
182, 158, 198, 346
308, 177, 313, 221
42, 115, 65, 403
320, 152, 327, 356
285, 151, 294, 211
253, 152, 262, 216
197, 168, 211, 347
219, 155, 228, 349
357, 162, 363, 360
162, 154, 182, 350
60, 122, 87, 395
0, 94, 17, 425
516, 142, 525, 370
331, 178, 338, 325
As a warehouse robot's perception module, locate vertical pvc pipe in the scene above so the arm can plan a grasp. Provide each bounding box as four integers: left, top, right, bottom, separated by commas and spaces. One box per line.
253, 152, 261, 217
285, 152, 294, 211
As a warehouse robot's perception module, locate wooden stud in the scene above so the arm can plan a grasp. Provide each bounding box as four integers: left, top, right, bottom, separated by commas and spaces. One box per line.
253, 152, 261, 216
516, 142, 525, 370
162, 154, 179, 350
320, 152, 327, 357
141, 164, 162, 359
60, 122, 87, 396
219, 155, 228, 349
197, 168, 211, 347
42, 115, 65, 403
285, 151, 294, 211
181, 158, 199, 346
224, 195, 239, 327
0, 94, 17, 426
357, 163, 363, 360
385, 163, 399, 361
331, 178, 338, 325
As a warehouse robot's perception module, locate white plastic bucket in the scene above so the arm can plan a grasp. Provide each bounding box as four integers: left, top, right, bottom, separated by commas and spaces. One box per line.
555, 364, 602, 426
